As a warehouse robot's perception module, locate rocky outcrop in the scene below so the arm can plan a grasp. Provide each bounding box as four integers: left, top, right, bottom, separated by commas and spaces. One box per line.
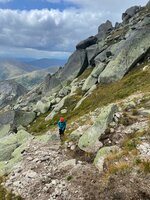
122, 6, 140, 23
13, 110, 36, 127
0, 80, 27, 109
78, 104, 118, 153
82, 62, 105, 91
98, 24, 150, 83
58, 86, 71, 98
0, 130, 33, 175
97, 20, 113, 39
86, 44, 98, 65
35, 100, 51, 114
0, 109, 36, 133
76, 36, 97, 50
42, 73, 61, 93
60, 50, 88, 79
94, 146, 119, 172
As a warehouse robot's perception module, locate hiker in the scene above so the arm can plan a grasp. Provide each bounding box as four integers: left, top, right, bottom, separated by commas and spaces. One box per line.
58, 117, 66, 136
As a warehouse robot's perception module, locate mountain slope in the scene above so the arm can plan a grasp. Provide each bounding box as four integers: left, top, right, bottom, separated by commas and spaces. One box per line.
0, 60, 38, 81
13, 66, 59, 90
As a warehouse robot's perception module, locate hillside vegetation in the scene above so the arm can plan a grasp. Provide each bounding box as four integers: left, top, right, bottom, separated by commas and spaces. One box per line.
28, 61, 150, 135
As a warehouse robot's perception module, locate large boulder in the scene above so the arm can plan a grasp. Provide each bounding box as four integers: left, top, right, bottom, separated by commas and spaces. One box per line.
35, 100, 51, 114
0, 143, 18, 162
14, 110, 36, 127
86, 44, 98, 65
0, 130, 33, 175
76, 36, 97, 50
86, 39, 106, 66
0, 109, 36, 130
122, 6, 140, 22
0, 129, 32, 161
82, 62, 105, 91
94, 49, 113, 63
45, 95, 68, 120
59, 50, 88, 79
94, 146, 119, 172
97, 20, 113, 39
98, 24, 150, 84
58, 86, 71, 97
78, 104, 118, 153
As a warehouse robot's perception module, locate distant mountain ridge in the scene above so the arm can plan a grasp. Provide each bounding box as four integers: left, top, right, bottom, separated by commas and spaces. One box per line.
27, 58, 67, 69
0, 58, 66, 82
0, 59, 38, 81
13, 66, 59, 90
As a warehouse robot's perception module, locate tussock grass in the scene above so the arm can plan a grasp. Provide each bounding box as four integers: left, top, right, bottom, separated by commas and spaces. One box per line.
119, 114, 137, 126
107, 161, 131, 175
135, 158, 150, 174
106, 150, 129, 163
122, 130, 146, 152
140, 161, 150, 174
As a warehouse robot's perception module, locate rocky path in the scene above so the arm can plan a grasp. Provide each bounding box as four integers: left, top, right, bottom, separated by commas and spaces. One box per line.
3, 92, 150, 200
4, 137, 103, 200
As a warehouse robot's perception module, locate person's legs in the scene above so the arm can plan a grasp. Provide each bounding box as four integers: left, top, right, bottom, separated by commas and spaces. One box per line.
59, 129, 63, 135
62, 129, 65, 135
59, 129, 64, 141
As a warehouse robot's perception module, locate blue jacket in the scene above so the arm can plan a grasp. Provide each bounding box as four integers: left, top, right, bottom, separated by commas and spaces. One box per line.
58, 121, 66, 130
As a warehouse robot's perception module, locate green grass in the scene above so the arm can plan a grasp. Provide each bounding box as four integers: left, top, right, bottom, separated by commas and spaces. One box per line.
107, 162, 131, 175
122, 130, 146, 151
135, 159, 150, 174
66, 175, 73, 181
71, 64, 150, 117
0, 176, 22, 200
77, 67, 93, 81
141, 161, 150, 173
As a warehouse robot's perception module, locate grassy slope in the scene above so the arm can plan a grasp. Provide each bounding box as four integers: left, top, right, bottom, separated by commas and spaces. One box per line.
28, 62, 150, 135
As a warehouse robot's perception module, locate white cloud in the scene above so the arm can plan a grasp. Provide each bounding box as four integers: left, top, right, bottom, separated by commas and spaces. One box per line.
0, 0, 148, 58
0, 8, 103, 52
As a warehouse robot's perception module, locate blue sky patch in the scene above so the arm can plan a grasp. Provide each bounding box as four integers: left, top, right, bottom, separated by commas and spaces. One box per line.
0, 0, 78, 11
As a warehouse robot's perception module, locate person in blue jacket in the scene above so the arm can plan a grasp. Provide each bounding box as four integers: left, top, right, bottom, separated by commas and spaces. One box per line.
58, 117, 66, 136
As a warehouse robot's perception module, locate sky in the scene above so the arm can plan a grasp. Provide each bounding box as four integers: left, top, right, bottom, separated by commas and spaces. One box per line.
0, 0, 148, 59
